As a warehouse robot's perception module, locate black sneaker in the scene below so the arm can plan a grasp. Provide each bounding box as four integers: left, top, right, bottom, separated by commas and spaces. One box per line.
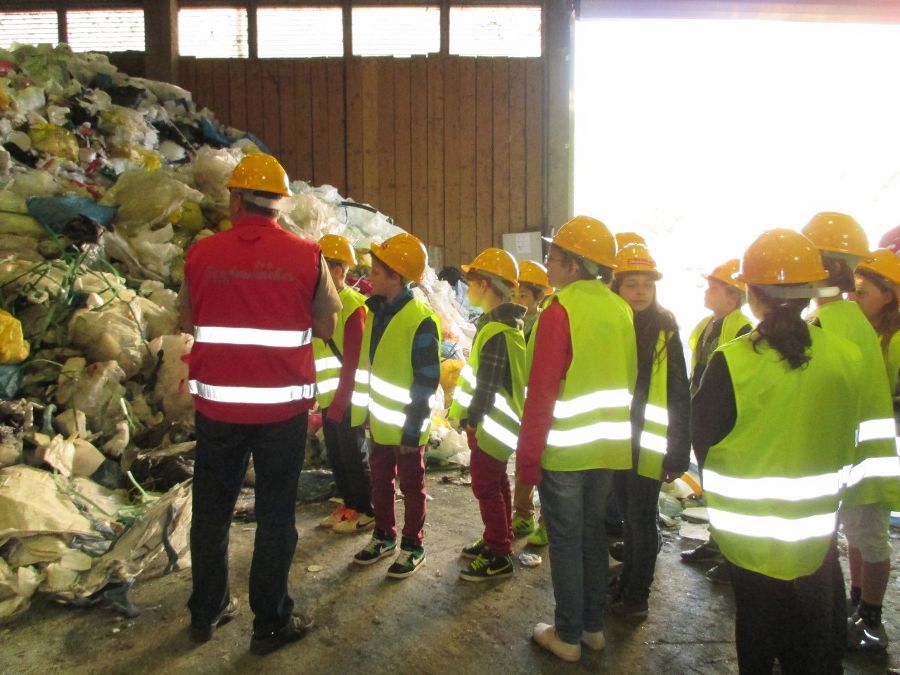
705, 563, 731, 585
680, 541, 722, 563
190, 598, 239, 644
353, 534, 397, 565
459, 552, 514, 582
386, 546, 425, 579
250, 613, 314, 655
608, 598, 649, 620
461, 538, 486, 560
609, 541, 624, 562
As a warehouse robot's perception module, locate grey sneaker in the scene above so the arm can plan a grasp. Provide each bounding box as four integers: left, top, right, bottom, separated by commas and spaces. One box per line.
250, 613, 314, 655
190, 598, 239, 643
847, 614, 889, 651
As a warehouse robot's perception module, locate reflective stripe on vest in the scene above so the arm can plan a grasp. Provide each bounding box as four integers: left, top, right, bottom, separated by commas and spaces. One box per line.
707, 508, 837, 543
447, 318, 526, 461
195, 326, 312, 348
188, 379, 316, 404
814, 300, 900, 508
528, 281, 637, 471
350, 299, 440, 445
636, 332, 670, 479
313, 286, 367, 408
705, 327, 859, 580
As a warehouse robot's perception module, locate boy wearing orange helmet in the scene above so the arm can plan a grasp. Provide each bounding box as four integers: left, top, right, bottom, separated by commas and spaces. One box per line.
314, 234, 374, 534
449, 248, 527, 581
349, 233, 440, 579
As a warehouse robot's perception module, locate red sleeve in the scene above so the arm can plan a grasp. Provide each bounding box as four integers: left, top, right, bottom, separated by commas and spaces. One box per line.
327, 306, 366, 423
515, 300, 572, 486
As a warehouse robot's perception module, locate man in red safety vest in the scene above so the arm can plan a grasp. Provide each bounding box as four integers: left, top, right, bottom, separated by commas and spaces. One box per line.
179, 153, 341, 655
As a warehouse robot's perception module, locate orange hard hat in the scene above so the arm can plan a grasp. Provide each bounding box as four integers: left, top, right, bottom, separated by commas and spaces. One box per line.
545, 215, 616, 268
615, 232, 646, 250
226, 153, 291, 196
369, 232, 428, 282
319, 234, 357, 267
614, 244, 661, 280
461, 248, 519, 286
856, 249, 900, 287
737, 229, 828, 286
704, 259, 746, 293
801, 212, 870, 258
518, 260, 550, 290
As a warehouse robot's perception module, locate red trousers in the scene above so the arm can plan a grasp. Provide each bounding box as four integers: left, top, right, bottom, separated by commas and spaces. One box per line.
468, 431, 513, 556
369, 442, 426, 545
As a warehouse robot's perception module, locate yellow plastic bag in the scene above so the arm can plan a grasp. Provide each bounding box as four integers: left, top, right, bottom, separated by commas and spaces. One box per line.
0, 309, 30, 364
172, 201, 205, 233
28, 123, 79, 161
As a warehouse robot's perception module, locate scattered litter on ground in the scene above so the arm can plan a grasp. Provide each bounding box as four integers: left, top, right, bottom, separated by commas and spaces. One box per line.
518, 552, 542, 567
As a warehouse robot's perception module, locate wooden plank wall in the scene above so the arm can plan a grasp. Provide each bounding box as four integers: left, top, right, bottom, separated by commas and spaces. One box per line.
178, 55, 545, 268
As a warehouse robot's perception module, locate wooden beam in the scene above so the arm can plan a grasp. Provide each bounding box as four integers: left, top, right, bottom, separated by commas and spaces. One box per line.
544, 0, 573, 232
143, 0, 178, 83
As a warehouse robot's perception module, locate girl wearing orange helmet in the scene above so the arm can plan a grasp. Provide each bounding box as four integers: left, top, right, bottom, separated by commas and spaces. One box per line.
608, 244, 691, 619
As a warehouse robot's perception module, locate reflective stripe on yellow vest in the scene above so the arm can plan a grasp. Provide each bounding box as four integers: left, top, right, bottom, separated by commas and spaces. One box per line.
705, 327, 860, 580
689, 309, 753, 371
812, 300, 900, 507
313, 286, 367, 408
527, 280, 637, 471
350, 298, 440, 446
448, 320, 526, 461
637, 331, 669, 480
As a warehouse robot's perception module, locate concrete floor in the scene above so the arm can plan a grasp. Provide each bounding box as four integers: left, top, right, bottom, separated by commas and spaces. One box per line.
0, 471, 897, 675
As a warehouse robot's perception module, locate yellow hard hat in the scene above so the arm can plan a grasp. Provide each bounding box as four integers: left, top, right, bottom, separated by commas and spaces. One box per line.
226, 153, 291, 197
801, 212, 870, 258
615, 232, 646, 250
737, 229, 828, 286
461, 248, 519, 286
369, 232, 428, 282
704, 259, 746, 293
614, 244, 661, 280
856, 249, 900, 287
319, 233, 357, 267
545, 215, 616, 268
518, 260, 550, 290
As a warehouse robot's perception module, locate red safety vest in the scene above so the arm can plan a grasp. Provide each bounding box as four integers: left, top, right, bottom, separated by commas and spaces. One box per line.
185, 214, 319, 423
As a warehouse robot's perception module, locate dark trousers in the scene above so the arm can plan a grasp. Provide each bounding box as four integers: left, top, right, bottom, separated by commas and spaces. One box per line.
729, 537, 846, 675
321, 407, 372, 515
369, 442, 426, 546
189, 411, 307, 634
612, 468, 661, 603
468, 433, 514, 556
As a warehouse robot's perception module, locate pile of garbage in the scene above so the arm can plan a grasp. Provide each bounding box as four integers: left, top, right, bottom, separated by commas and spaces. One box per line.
0, 43, 472, 622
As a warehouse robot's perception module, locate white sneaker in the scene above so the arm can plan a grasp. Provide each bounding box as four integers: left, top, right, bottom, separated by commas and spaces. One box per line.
333, 511, 376, 534
582, 629, 606, 651
532, 623, 581, 662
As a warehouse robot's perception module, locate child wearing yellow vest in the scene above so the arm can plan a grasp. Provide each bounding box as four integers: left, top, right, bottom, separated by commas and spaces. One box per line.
449, 248, 527, 581
609, 244, 690, 618
681, 259, 753, 579
509, 260, 552, 544
313, 234, 374, 534
349, 233, 440, 579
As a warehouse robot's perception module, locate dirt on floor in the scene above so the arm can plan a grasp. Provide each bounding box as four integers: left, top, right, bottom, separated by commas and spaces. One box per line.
0, 469, 897, 675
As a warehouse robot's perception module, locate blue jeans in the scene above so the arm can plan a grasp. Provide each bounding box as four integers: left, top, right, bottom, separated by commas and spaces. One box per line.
539, 468, 612, 644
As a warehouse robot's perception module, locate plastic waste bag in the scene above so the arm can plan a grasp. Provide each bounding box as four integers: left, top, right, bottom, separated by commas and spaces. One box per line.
26, 195, 117, 233
54, 358, 127, 435
68, 298, 148, 379
28, 124, 79, 161
0, 309, 29, 364
100, 169, 203, 233
148, 333, 194, 423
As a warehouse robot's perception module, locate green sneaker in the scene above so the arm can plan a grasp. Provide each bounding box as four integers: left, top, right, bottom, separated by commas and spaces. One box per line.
512, 515, 536, 537
527, 524, 548, 546
386, 547, 425, 579
353, 534, 397, 565
461, 538, 486, 560
459, 552, 514, 582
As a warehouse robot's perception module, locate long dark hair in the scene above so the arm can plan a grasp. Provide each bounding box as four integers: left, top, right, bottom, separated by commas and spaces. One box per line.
749, 287, 811, 369
612, 273, 678, 366
856, 268, 900, 354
